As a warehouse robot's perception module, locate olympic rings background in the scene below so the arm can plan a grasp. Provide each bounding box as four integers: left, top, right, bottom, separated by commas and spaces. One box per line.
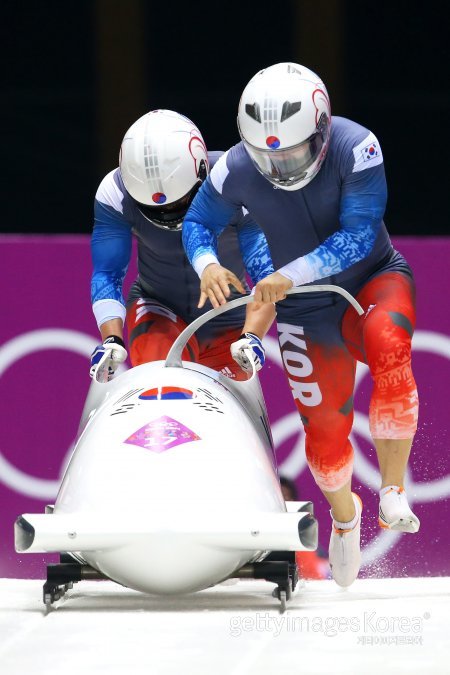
0, 235, 449, 578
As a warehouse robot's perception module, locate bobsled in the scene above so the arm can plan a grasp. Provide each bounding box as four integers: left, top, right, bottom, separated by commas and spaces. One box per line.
15, 286, 363, 610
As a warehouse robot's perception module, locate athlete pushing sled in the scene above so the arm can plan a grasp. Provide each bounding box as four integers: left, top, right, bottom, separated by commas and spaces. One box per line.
183, 62, 420, 588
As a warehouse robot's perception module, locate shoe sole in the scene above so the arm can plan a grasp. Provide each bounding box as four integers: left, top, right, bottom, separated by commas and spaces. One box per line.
378, 516, 420, 533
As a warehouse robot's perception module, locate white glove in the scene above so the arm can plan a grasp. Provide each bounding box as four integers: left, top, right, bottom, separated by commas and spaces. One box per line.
230, 332, 265, 372
90, 335, 127, 380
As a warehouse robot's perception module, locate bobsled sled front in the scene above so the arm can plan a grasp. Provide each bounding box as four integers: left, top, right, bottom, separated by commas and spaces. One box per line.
17, 358, 315, 594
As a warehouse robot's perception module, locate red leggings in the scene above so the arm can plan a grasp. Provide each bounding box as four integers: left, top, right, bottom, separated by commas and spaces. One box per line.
126, 298, 247, 380
278, 272, 418, 492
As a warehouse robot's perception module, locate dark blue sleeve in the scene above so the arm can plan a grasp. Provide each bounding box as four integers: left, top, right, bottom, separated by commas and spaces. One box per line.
300, 162, 387, 278
182, 177, 240, 264
236, 218, 274, 284
91, 200, 132, 304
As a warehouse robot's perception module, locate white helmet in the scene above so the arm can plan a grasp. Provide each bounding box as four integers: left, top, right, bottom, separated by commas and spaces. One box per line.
237, 63, 331, 190
119, 109, 209, 230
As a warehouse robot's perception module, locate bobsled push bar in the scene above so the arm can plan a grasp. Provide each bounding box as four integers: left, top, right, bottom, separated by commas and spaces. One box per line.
165, 284, 363, 368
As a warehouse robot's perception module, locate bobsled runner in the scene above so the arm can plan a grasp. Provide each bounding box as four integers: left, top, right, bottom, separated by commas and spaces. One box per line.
15, 285, 363, 611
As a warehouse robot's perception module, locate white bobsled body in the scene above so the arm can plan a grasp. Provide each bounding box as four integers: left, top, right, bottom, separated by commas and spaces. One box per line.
15, 287, 362, 597
17, 358, 314, 594
64, 361, 291, 593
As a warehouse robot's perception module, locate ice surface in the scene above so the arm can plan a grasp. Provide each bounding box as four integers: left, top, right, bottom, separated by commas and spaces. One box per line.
0, 577, 449, 674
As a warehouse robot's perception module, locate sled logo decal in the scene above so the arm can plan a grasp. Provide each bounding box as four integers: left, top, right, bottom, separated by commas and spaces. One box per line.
124, 415, 200, 452
138, 387, 194, 401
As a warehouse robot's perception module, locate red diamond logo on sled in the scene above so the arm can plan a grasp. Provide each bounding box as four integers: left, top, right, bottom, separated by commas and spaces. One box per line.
124, 416, 200, 453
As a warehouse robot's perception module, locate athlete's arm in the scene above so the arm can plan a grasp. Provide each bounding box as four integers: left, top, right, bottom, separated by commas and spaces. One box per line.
236, 217, 274, 285
99, 318, 125, 342
183, 176, 247, 307
241, 301, 276, 339
270, 133, 387, 290
236, 216, 276, 337
91, 198, 132, 335
184, 169, 278, 310
89, 192, 133, 378
183, 176, 240, 274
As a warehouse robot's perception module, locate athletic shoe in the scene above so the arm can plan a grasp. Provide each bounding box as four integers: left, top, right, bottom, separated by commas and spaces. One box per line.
329, 493, 363, 588
379, 486, 420, 533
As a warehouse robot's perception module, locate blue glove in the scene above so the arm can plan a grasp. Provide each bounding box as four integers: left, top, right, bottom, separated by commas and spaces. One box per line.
230, 332, 265, 372
90, 335, 127, 380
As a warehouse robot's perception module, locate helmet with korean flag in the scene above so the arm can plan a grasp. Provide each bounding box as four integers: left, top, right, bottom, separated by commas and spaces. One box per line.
237, 63, 331, 191
119, 109, 209, 230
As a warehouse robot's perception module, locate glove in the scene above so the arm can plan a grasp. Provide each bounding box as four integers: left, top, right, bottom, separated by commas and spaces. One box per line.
230, 332, 265, 372
90, 335, 128, 380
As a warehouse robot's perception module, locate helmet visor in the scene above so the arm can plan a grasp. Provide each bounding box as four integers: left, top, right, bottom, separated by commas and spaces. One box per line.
244, 130, 325, 187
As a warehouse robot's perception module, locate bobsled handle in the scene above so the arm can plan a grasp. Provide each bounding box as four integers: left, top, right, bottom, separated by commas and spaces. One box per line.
165, 284, 364, 369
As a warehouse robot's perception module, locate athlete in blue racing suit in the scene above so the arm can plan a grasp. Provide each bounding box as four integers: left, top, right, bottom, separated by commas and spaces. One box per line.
182, 63, 420, 587
90, 110, 274, 381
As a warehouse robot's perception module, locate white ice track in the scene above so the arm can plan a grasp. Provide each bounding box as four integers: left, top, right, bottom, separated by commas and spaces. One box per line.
0, 578, 449, 675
